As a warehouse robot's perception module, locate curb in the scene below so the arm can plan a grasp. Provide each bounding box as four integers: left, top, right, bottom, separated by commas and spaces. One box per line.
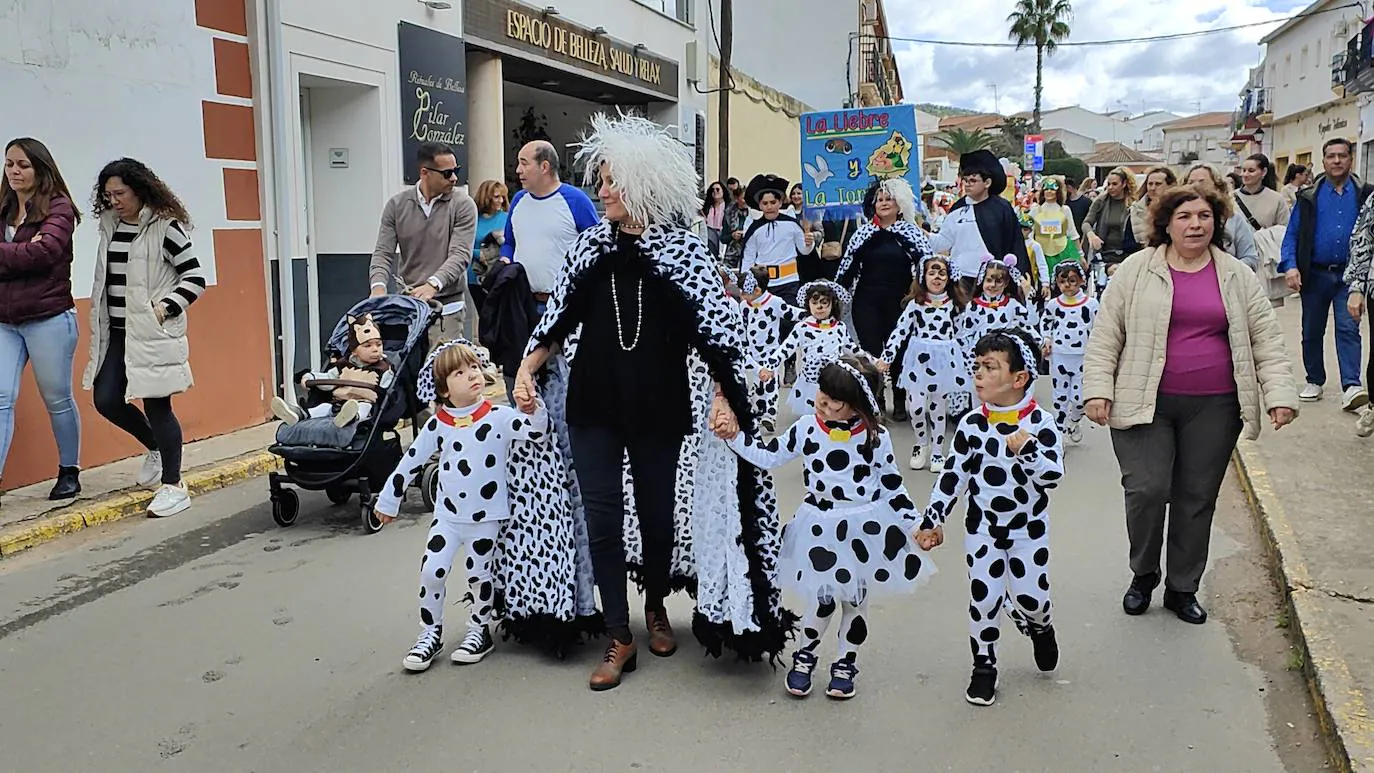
1232, 440, 1374, 773
0, 451, 281, 560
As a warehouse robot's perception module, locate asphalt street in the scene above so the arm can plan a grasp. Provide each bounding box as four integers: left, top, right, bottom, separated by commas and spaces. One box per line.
0, 384, 1330, 772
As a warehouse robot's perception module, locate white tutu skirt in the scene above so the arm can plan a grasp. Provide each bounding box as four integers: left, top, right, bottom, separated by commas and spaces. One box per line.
897, 339, 964, 395
779, 500, 936, 604
786, 377, 819, 415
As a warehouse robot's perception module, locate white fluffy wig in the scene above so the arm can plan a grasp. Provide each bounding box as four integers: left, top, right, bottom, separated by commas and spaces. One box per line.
876, 177, 918, 223
573, 112, 701, 228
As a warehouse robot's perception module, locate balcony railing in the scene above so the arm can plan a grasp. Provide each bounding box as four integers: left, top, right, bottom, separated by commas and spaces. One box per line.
1239, 86, 1271, 117
859, 40, 896, 105
1334, 21, 1374, 96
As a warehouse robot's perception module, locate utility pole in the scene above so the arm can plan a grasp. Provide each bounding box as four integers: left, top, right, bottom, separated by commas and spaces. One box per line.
992, 83, 1000, 114
717, 0, 732, 183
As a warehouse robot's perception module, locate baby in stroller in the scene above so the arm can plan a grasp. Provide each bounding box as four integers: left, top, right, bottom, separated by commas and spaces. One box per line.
272, 312, 397, 428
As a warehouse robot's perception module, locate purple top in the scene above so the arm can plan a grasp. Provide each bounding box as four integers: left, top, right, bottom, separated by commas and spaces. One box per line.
1161, 260, 1236, 396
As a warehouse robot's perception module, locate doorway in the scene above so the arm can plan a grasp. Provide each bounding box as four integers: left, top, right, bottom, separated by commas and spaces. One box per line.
297, 76, 384, 368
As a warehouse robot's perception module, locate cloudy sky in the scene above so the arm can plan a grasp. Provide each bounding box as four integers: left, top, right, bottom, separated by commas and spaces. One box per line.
887, 0, 1315, 116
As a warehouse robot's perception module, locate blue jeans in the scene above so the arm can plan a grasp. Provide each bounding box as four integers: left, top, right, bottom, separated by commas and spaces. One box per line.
0, 309, 82, 474
1299, 267, 1364, 389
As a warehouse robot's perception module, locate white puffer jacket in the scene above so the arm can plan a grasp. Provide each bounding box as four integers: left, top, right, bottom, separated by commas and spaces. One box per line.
82, 209, 194, 400
1082, 244, 1298, 440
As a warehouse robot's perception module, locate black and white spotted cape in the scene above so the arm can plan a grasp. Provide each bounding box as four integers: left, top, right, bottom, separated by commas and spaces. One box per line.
526, 220, 797, 662
834, 220, 931, 369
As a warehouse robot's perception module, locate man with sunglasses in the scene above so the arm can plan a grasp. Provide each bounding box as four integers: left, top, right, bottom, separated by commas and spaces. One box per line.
370, 141, 478, 351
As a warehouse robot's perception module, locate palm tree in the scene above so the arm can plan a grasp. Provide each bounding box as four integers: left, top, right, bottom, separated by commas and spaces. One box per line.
1007, 0, 1073, 132
934, 128, 996, 156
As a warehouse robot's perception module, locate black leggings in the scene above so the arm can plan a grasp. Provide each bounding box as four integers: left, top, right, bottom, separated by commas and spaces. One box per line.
93, 328, 183, 485
568, 424, 680, 633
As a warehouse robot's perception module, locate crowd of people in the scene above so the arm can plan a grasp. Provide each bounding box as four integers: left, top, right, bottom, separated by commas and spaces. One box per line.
8, 117, 1367, 707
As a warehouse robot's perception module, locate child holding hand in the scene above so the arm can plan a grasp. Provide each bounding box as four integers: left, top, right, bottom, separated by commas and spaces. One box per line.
915, 328, 1063, 707
761, 279, 859, 416
375, 340, 548, 673
729, 355, 934, 700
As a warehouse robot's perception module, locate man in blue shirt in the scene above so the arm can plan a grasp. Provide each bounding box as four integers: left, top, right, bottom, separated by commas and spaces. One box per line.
1281, 138, 1374, 411
498, 140, 599, 402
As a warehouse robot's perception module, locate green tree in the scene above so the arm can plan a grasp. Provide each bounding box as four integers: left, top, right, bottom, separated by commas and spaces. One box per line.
934, 128, 996, 155
1007, 0, 1073, 132
993, 116, 1034, 160
1045, 139, 1069, 160
1043, 157, 1087, 182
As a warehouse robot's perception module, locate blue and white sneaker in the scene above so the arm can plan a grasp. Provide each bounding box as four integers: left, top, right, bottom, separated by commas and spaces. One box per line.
826, 660, 859, 699
785, 650, 818, 697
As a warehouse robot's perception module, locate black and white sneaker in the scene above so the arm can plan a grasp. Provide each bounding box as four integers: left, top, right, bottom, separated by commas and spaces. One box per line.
1031, 626, 1059, 672
403, 627, 443, 672
965, 664, 998, 706
450, 626, 494, 664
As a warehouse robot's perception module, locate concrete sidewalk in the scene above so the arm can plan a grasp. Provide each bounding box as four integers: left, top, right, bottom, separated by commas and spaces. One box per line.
0, 423, 281, 557
1232, 300, 1374, 772
0, 381, 510, 559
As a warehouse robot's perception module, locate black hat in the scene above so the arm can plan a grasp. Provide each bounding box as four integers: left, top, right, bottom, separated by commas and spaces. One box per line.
744, 174, 790, 207
958, 149, 1007, 196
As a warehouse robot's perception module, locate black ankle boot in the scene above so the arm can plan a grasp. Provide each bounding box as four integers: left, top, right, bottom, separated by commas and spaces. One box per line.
1122, 572, 1159, 616
48, 466, 81, 501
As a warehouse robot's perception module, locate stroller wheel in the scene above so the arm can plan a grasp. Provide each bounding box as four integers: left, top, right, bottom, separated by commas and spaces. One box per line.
326, 486, 352, 506
272, 489, 300, 527
420, 463, 440, 512
361, 501, 384, 534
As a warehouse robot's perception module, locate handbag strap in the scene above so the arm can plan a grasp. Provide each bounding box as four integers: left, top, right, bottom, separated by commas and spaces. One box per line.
1233, 193, 1263, 231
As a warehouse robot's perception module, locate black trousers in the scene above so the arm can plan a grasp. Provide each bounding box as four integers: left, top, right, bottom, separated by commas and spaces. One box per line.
92, 328, 183, 485
853, 281, 908, 409
1109, 393, 1243, 594
568, 424, 681, 631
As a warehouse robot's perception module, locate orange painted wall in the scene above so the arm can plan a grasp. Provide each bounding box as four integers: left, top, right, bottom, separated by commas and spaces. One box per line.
5, 228, 273, 488
4, 0, 273, 489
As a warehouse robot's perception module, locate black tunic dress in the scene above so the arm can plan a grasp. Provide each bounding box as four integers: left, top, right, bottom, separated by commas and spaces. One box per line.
850, 230, 913, 359
554, 231, 695, 439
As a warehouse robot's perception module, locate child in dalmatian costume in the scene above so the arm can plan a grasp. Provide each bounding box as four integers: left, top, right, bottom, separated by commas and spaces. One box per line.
760, 279, 861, 416
1039, 262, 1099, 444
375, 340, 550, 673
878, 254, 971, 472
960, 255, 1041, 408
728, 355, 934, 700
915, 328, 1064, 707
739, 265, 805, 433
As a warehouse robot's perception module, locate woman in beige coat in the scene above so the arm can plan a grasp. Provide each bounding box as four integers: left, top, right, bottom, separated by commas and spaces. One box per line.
83, 159, 205, 518
1082, 185, 1298, 625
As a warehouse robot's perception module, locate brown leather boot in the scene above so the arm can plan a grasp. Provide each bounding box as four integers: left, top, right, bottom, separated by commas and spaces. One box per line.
589, 638, 638, 691
645, 607, 677, 657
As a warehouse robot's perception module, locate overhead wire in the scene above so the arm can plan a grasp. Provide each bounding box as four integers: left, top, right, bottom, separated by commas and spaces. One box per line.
858, 2, 1362, 49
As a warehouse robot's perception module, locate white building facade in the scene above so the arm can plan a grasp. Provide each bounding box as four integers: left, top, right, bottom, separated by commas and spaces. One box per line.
1158, 113, 1237, 167
1260, 0, 1363, 176
1020, 106, 1144, 148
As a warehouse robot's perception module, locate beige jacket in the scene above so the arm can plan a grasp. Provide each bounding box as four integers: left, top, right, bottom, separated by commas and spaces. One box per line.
83, 209, 195, 400
1081, 245, 1298, 440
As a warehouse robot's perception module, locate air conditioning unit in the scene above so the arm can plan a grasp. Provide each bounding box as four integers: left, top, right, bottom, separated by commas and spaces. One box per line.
685, 40, 705, 84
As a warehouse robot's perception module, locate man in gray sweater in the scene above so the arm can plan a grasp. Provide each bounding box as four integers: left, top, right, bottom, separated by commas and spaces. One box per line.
370, 141, 478, 349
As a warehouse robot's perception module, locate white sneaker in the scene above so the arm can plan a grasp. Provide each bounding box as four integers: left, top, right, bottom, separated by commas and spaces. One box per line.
334, 399, 360, 428
136, 451, 163, 488
1068, 421, 1083, 444
909, 446, 929, 471
1357, 408, 1374, 438
147, 483, 191, 518
1299, 384, 1323, 402
271, 396, 303, 425
1341, 386, 1369, 413
929, 455, 945, 473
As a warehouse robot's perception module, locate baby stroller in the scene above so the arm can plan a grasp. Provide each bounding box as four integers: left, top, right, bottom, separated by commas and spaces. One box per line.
267, 295, 437, 533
